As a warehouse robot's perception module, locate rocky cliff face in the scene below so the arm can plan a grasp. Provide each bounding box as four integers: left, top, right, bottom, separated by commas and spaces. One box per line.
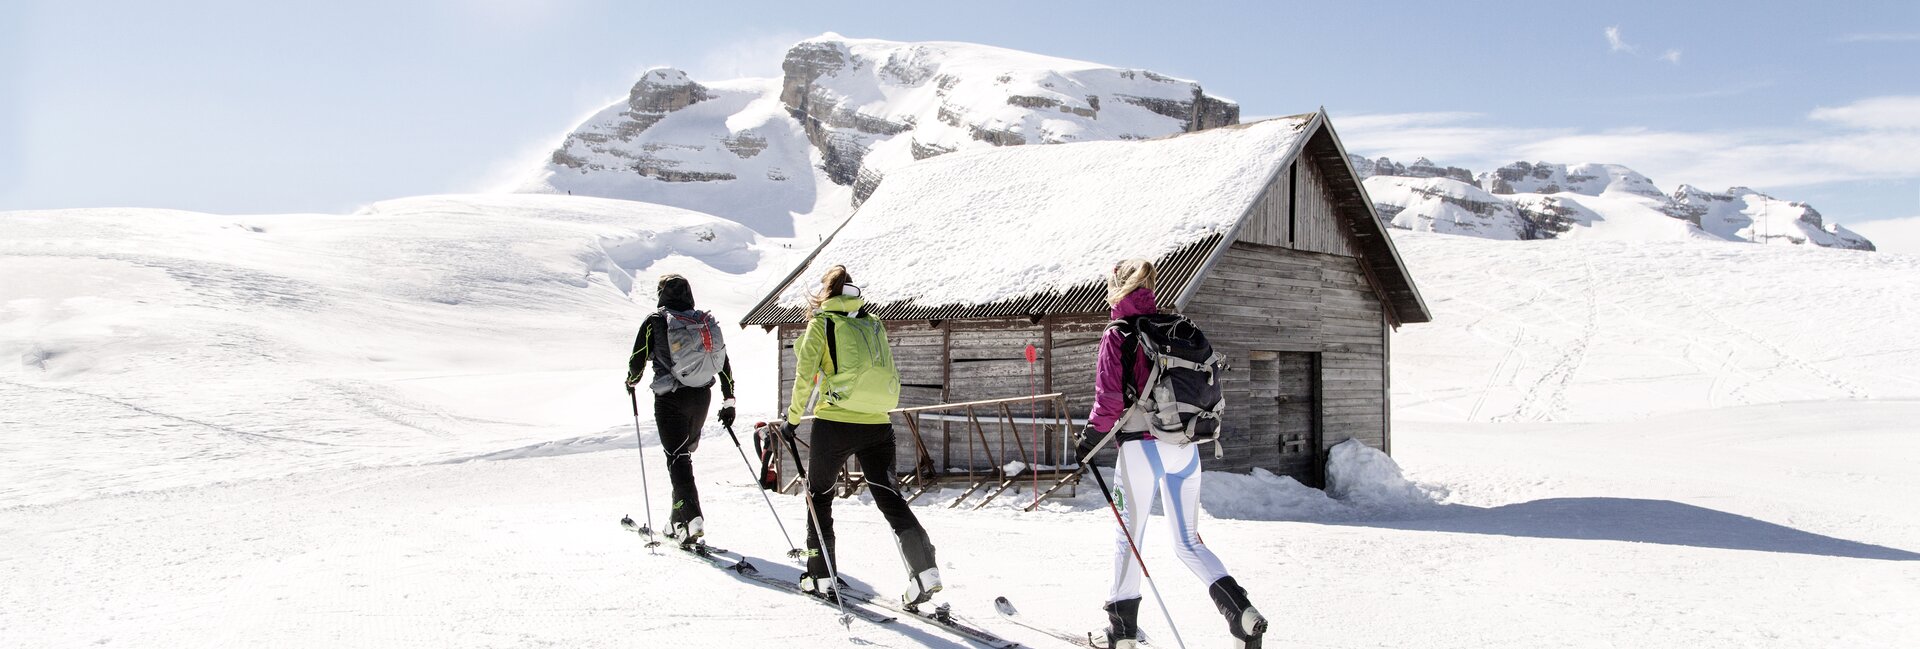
775, 35, 1239, 203
1350, 155, 1474, 184
1478, 161, 1664, 199
1354, 156, 1876, 250
522, 34, 1239, 232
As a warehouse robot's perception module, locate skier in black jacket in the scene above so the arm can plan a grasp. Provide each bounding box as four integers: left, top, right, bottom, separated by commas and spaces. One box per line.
626, 275, 736, 546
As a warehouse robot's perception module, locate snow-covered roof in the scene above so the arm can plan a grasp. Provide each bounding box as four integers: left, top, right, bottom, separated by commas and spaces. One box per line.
743, 112, 1430, 325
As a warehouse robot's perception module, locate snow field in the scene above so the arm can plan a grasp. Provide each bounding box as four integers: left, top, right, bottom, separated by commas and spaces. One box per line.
1389, 231, 1920, 423
0, 195, 797, 507
6, 399, 1915, 648
7, 195, 1920, 647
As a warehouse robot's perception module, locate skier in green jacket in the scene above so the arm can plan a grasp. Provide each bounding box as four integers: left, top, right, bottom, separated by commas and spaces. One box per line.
781, 265, 942, 608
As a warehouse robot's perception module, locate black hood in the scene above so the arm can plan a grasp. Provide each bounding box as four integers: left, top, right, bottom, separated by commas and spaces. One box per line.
656, 276, 694, 311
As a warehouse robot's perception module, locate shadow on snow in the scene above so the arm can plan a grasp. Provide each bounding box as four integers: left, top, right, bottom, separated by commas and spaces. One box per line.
1321, 497, 1920, 562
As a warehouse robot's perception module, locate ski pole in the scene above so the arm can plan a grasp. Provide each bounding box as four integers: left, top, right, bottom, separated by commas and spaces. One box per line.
726, 423, 805, 559
626, 387, 662, 550
780, 421, 854, 629
1086, 461, 1188, 649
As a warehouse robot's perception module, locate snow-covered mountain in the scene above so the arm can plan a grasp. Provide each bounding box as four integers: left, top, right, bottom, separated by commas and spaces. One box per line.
517, 34, 1237, 235
521, 32, 1876, 253
1354, 156, 1876, 250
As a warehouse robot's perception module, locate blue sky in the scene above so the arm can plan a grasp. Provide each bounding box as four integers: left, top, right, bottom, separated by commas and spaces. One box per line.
4, 0, 1916, 232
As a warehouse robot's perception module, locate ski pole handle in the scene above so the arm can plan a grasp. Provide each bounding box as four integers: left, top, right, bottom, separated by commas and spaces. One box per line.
627, 386, 639, 417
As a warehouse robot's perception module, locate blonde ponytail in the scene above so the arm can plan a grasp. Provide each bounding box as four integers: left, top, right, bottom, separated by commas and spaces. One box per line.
810, 265, 854, 310
1106, 258, 1157, 306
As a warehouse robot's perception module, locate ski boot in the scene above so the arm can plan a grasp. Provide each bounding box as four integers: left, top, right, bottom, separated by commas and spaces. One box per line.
799, 573, 848, 604
896, 527, 943, 608
665, 515, 705, 549
1088, 597, 1141, 649
1208, 576, 1268, 648
904, 566, 942, 608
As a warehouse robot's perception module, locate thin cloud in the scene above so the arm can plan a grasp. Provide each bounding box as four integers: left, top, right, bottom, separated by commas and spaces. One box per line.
1810, 96, 1920, 130
1606, 26, 1682, 64
1839, 33, 1920, 43
1605, 26, 1635, 53
1623, 79, 1775, 103
1337, 112, 1488, 131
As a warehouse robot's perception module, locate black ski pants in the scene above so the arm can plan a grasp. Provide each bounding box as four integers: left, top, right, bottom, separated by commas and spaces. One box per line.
803, 418, 935, 578
654, 385, 710, 527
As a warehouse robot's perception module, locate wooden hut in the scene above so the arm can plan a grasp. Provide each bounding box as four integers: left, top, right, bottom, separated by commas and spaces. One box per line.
742, 111, 1429, 491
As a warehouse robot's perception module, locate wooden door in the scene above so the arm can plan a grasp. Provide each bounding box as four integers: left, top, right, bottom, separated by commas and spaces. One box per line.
1249, 350, 1322, 487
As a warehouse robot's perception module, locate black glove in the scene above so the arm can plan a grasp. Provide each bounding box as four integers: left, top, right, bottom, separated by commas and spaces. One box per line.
717, 406, 736, 428
780, 421, 799, 443
1076, 425, 1104, 462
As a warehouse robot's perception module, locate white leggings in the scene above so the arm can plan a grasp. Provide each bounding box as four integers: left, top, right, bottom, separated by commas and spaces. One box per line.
1107, 439, 1230, 603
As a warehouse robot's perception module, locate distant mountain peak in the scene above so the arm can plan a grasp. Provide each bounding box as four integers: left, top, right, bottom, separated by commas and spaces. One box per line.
519, 34, 1238, 235
1353, 155, 1874, 250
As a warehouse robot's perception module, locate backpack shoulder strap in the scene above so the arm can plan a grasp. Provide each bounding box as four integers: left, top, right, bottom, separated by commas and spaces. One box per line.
816, 313, 839, 373
1108, 318, 1144, 405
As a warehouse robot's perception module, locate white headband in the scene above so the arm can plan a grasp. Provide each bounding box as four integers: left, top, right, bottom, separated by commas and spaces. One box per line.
841, 284, 862, 297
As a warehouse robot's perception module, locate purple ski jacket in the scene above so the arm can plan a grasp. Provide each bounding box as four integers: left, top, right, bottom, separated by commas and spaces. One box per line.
1088, 287, 1157, 435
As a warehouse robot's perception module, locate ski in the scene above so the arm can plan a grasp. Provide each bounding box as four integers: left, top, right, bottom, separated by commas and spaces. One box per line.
832, 586, 1023, 648
619, 515, 896, 625
993, 596, 1149, 648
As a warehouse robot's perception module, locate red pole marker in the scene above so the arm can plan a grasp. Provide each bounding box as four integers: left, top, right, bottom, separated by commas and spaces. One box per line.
1024, 343, 1038, 509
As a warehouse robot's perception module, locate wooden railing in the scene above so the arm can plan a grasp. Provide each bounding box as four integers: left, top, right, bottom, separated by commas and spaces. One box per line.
782, 393, 1084, 510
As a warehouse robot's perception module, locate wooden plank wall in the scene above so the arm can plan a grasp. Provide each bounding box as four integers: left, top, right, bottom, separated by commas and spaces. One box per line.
940, 319, 1047, 472
1238, 164, 1292, 248
1183, 241, 1387, 476
1294, 160, 1359, 258
1045, 316, 1113, 467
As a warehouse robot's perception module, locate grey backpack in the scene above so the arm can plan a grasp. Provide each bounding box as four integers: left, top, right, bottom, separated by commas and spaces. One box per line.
650, 308, 727, 395
1114, 313, 1228, 456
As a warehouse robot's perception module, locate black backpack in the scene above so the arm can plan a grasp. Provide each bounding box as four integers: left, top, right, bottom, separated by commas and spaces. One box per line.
1113, 313, 1229, 456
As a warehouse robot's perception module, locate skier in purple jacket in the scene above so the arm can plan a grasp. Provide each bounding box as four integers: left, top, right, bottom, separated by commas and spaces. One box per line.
1077, 259, 1267, 649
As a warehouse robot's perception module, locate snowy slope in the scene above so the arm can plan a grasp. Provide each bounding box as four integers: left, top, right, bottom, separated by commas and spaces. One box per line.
518, 34, 1237, 235
7, 193, 1920, 648
1388, 230, 1920, 423
0, 195, 800, 507
7, 400, 1916, 648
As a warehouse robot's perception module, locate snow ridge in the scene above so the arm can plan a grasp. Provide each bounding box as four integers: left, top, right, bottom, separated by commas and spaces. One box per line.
1352, 155, 1876, 250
